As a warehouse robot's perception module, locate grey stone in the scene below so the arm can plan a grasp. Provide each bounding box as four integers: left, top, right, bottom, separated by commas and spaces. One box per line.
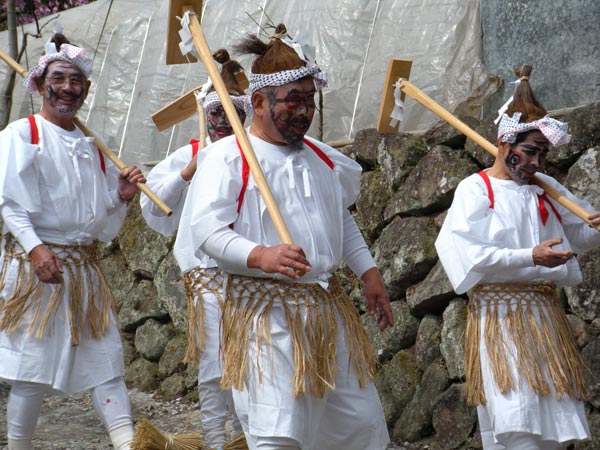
463, 120, 496, 169
135, 319, 175, 361
385, 146, 480, 219
118, 199, 173, 279
432, 383, 477, 449
567, 314, 590, 349
406, 261, 456, 317
97, 249, 136, 312
375, 350, 418, 426
574, 411, 600, 450
393, 362, 450, 442
363, 301, 419, 363
377, 134, 429, 191
355, 169, 393, 244
121, 333, 138, 367
564, 146, 600, 207
118, 279, 169, 332
581, 336, 600, 410
371, 216, 439, 299
159, 373, 187, 400
440, 299, 468, 380
155, 250, 188, 334
423, 116, 481, 150
549, 103, 600, 169
125, 358, 159, 392
415, 315, 443, 376
564, 248, 600, 322
158, 334, 188, 378
345, 128, 385, 170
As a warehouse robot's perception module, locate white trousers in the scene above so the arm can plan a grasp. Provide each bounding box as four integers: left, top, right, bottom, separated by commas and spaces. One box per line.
198, 292, 242, 446
7, 377, 132, 441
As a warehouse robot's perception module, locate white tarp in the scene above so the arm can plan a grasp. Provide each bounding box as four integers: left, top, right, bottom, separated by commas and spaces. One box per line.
0, 0, 494, 166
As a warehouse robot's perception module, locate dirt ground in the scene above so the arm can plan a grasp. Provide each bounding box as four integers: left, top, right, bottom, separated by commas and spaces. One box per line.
0, 381, 413, 450
0, 381, 203, 450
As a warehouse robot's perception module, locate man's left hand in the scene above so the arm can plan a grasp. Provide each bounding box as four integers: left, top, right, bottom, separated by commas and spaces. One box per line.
589, 211, 600, 229
362, 267, 394, 331
118, 165, 146, 202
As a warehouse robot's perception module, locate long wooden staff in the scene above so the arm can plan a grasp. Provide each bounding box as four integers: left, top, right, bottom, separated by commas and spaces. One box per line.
0, 48, 173, 216
398, 79, 600, 231
179, 6, 296, 245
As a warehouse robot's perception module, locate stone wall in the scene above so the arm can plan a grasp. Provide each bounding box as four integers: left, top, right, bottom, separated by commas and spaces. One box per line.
104, 101, 600, 449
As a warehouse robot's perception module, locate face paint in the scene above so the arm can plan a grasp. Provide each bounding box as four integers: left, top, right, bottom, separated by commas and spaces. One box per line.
206, 104, 246, 142
503, 130, 550, 184
267, 78, 316, 147
40, 61, 87, 116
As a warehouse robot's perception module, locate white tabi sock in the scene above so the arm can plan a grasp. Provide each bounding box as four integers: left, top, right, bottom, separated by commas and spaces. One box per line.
7, 437, 33, 450
108, 422, 134, 450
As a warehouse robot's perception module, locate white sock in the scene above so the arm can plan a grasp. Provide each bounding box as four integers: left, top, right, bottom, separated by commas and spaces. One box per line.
7, 437, 33, 450
108, 422, 134, 450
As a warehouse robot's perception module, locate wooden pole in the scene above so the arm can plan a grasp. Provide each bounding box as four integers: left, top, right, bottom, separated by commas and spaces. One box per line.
196, 93, 207, 150
183, 7, 296, 245
0, 48, 173, 216
398, 79, 599, 231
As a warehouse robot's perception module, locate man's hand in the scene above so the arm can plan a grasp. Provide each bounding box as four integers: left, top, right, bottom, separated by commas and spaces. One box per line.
362, 267, 394, 331
30, 244, 63, 284
247, 244, 311, 280
532, 238, 575, 267
589, 211, 600, 229
180, 155, 198, 182
118, 165, 146, 202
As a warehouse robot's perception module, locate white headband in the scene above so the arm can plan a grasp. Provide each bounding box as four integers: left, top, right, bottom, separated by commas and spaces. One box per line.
248, 65, 328, 94
24, 42, 93, 94
202, 91, 252, 116
498, 112, 571, 147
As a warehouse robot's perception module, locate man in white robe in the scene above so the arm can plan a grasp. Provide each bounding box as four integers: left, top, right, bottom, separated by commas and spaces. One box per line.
178, 25, 393, 450
435, 65, 600, 450
0, 34, 145, 450
141, 50, 249, 448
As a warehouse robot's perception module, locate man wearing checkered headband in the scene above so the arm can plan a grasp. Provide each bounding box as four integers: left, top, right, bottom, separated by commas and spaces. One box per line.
436, 64, 600, 450
0, 32, 145, 450
178, 23, 393, 450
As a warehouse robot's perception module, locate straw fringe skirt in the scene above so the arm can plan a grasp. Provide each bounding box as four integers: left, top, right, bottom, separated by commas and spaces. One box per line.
0, 234, 116, 345
220, 275, 375, 399
182, 267, 224, 365
465, 282, 586, 407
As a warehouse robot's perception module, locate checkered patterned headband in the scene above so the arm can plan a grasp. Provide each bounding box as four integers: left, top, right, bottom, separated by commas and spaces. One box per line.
248, 64, 328, 95
203, 91, 252, 117
498, 112, 571, 147
24, 42, 93, 94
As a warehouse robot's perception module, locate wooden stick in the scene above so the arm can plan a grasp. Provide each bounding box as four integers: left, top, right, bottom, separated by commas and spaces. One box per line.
74, 119, 173, 215
0, 48, 173, 216
183, 7, 296, 245
398, 79, 600, 231
196, 93, 207, 150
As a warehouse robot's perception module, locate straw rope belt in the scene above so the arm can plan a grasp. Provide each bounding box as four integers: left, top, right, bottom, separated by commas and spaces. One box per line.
0, 233, 116, 346
465, 281, 586, 406
182, 266, 224, 364
220, 274, 375, 399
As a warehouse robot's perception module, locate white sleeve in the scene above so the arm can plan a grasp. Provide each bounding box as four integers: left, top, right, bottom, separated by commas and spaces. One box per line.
1, 200, 43, 253
342, 210, 376, 278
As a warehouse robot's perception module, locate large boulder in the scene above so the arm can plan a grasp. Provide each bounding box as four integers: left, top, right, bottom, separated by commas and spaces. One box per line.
371, 216, 439, 299
440, 299, 468, 380
415, 314, 443, 376
118, 199, 173, 279
423, 116, 481, 150
564, 248, 600, 322
118, 279, 169, 331
135, 319, 175, 361
377, 133, 429, 191
154, 250, 188, 334
158, 334, 188, 378
407, 261, 456, 317
432, 383, 477, 449
125, 358, 159, 392
384, 145, 480, 219
97, 248, 136, 311
354, 169, 393, 244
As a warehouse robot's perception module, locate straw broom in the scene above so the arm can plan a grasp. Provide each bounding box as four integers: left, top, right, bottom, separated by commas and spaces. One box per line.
130, 419, 248, 450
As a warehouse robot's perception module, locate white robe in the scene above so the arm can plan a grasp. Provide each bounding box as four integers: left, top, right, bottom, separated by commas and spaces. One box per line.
179, 130, 388, 449
436, 170, 600, 446
0, 114, 127, 394
140, 141, 224, 383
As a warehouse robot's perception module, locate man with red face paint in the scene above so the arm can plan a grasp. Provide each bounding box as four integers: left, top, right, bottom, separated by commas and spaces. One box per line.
436, 64, 600, 450
141, 49, 249, 449
178, 24, 393, 450
0, 33, 145, 450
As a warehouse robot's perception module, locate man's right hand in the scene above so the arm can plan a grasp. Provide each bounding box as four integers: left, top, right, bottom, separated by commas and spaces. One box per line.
532, 238, 575, 268
247, 244, 311, 280
30, 244, 64, 284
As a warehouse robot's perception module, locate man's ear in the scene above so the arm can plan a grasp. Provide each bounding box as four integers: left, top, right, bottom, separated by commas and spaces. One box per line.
497, 140, 510, 157
35, 77, 45, 96
252, 91, 265, 116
